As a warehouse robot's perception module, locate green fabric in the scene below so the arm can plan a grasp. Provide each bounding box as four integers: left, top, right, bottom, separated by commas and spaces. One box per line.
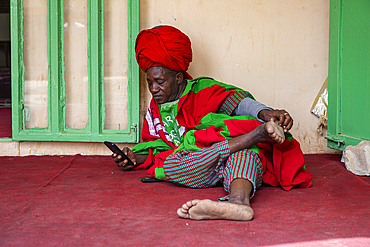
132, 138, 172, 156
133, 77, 287, 162
133, 112, 291, 157
134, 77, 256, 157
158, 99, 183, 146
182, 77, 254, 99
154, 167, 166, 179
196, 112, 255, 129
179, 77, 255, 117
173, 113, 260, 154
286, 132, 293, 142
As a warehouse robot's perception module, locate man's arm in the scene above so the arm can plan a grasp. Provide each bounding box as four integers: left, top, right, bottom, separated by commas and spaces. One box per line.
233, 97, 273, 121
234, 98, 293, 132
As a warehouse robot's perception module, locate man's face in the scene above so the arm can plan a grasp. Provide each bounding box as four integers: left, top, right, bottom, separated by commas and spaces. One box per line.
146, 66, 181, 104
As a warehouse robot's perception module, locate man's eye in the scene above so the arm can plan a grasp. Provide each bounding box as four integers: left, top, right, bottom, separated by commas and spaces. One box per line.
157, 80, 165, 84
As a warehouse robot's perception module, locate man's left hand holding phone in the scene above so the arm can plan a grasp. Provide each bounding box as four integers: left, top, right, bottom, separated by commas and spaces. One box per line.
104, 141, 137, 171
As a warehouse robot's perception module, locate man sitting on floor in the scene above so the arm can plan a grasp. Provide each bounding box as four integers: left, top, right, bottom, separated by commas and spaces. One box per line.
112, 25, 312, 221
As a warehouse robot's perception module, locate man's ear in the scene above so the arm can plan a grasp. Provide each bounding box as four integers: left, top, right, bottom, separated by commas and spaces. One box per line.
176, 72, 184, 84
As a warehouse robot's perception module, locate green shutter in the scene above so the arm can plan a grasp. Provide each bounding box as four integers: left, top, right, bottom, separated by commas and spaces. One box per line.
11, 0, 140, 142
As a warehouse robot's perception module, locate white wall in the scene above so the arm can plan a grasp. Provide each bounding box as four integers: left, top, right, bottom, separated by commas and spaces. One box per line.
1, 0, 339, 155
139, 0, 335, 154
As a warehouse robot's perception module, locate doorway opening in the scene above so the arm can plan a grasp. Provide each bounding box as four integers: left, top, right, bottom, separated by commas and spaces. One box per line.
0, 1, 11, 139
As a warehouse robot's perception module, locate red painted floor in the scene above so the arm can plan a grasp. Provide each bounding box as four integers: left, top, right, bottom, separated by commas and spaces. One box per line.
0, 154, 369, 246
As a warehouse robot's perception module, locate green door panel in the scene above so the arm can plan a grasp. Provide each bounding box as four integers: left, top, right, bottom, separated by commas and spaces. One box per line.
327, 0, 370, 150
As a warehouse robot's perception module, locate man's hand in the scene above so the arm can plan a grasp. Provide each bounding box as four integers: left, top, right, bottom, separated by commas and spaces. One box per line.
258, 109, 293, 132
112, 147, 137, 171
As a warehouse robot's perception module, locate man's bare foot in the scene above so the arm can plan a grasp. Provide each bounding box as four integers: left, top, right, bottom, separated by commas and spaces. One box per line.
228, 120, 285, 154
265, 121, 285, 144
177, 199, 254, 221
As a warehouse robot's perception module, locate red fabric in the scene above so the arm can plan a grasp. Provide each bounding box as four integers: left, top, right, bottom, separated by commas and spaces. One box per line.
177, 85, 246, 127
224, 117, 312, 189
193, 126, 225, 148
137, 79, 253, 167
136, 78, 312, 190
257, 139, 312, 190
135, 25, 193, 79
132, 100, 176, 172
139, 107, 312, 190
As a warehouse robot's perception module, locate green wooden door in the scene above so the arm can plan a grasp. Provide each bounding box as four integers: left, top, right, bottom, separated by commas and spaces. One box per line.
327, 0, 370, 150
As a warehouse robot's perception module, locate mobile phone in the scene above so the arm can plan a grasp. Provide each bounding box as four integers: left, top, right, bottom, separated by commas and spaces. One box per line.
140, 177, 163, 183
104, 141, 134, 166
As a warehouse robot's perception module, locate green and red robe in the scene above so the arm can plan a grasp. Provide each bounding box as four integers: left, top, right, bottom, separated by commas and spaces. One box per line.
132, 77, 312, 191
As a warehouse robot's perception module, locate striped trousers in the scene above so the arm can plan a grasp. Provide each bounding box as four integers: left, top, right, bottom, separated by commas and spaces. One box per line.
163, 141, 263, 199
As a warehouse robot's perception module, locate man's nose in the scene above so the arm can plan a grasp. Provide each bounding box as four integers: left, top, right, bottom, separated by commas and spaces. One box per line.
150, 83, 159, 93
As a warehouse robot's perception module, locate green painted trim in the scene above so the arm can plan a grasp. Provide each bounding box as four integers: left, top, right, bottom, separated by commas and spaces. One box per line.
127, 0, 140, 143
325, 135, 345, 150
326, 0, 342, 150
12, 132, 137, 142
0, 138, 13, 142
326, 134, 368, 151
10, 0, 23, 141
11, 0, 140, 143
98, 0, 106, 136
59, 0, 66, 134
88, 0, 102, 135
48, 0, 64, 136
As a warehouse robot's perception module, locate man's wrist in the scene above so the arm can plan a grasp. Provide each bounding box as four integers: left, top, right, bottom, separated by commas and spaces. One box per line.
257, 109, 266, 121
258, 109, 272, 122
135, 153, 148, 165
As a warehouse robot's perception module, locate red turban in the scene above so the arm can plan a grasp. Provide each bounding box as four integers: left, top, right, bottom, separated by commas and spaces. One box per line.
135, 25, 193, 79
